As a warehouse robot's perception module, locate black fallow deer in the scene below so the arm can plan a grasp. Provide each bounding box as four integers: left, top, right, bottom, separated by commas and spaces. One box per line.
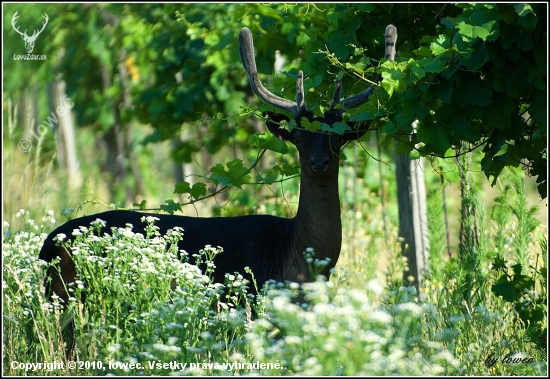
39, 25, 398, 307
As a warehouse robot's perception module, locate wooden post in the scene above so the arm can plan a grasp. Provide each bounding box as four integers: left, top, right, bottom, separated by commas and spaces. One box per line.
395, 145, 429, 287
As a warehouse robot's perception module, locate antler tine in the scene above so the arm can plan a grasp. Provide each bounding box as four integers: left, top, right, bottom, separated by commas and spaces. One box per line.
338, 85, 374, 111
11, 11, 26, 37
295, 70, 308, 113
339, 24, 398, 111
30, 13, 49, 38
384, 24, 398, 60
328, 78, 343, 112
239, 27, 302, 117
39, 14, 49, 32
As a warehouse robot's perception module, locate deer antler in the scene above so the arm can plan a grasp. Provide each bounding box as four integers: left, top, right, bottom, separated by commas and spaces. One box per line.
11, 11, 26, 38
11, 11, 48, 39
239, 25, 398, 118
384, 24, 398, 60
328, 79, 343, 112
239, 27, 309, 117
30, 13, 49, 39
339, 24, 398, 111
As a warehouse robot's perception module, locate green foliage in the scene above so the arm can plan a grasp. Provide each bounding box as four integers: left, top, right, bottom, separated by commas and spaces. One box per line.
4, 3, 548, 371
246, 281, 459, 375
271, 3, 546, 198
210, 159, 251, 188
174, 181, 207, 201
3, 162, 547, 377
3, 213, 253, 375
248, 133, 289, 154
489, 171, 547, 351
4, 3, 547, 370
492, 263, 534, 302
420, 167, 547, 375
4, 3, 545, 213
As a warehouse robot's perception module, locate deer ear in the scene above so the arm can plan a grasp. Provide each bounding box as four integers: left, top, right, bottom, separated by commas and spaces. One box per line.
344, 121, 370, 141
264, 111, 292, 141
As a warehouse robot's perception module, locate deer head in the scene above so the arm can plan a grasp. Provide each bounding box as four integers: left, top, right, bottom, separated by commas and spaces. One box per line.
238, 27, 397, 178
12, 11, 49, 54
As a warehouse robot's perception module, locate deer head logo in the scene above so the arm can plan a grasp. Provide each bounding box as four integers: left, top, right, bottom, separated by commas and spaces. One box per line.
11, 11, 49, 54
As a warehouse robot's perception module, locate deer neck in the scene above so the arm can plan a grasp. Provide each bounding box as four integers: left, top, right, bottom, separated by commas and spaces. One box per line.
290, 167, 342, 281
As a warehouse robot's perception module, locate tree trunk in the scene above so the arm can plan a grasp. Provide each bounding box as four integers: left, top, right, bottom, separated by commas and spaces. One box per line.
118, 49, 144, 198
50, 75, 82, 190
100, 61, 134, 203
377, 130, 388, 243
171, 139, 185, 185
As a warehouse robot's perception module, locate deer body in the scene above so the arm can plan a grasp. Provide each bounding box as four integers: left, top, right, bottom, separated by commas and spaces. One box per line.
39, 159, 342, 292
39, 25, 397, 305
39, 119, 346, 300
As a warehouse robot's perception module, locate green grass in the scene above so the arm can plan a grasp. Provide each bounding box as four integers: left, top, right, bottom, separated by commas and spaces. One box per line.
2, 213, 455, 375
3, 172, 547, 375
2, 115, 547, 375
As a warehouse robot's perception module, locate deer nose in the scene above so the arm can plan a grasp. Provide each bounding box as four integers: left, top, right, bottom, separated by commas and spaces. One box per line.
310, 155, 330, 173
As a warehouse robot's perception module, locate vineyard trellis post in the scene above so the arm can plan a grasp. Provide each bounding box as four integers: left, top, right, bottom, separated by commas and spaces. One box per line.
395, 137, 430, 288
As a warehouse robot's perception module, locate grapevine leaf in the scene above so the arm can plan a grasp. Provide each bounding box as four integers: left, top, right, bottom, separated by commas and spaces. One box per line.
174, 182, 191, 195
190, 182, 207, 200
515, 4, 538, 31
482, 96, 514, 130
259, 168, 279, 184
492, 281, 516, 302
300, 118, 321, 132
321, 121, 351, 135
463, 40, 489, 70
160, 200, 183, 215
413, 46, 432, 57
248, 133, 289, 154
279, 163, 300, 176
210, 159, 251, 188
132, 200, 147, 210
287, 119, 298, 132
416, 122, 451, 155
409, 59, 426, 79
328, 29, 354, 59
430, 34, 451, 56
382, 120, 397, 135
457, 21, 492, 42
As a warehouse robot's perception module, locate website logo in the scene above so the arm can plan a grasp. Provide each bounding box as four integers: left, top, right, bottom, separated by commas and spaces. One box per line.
11, 11, 48, 56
